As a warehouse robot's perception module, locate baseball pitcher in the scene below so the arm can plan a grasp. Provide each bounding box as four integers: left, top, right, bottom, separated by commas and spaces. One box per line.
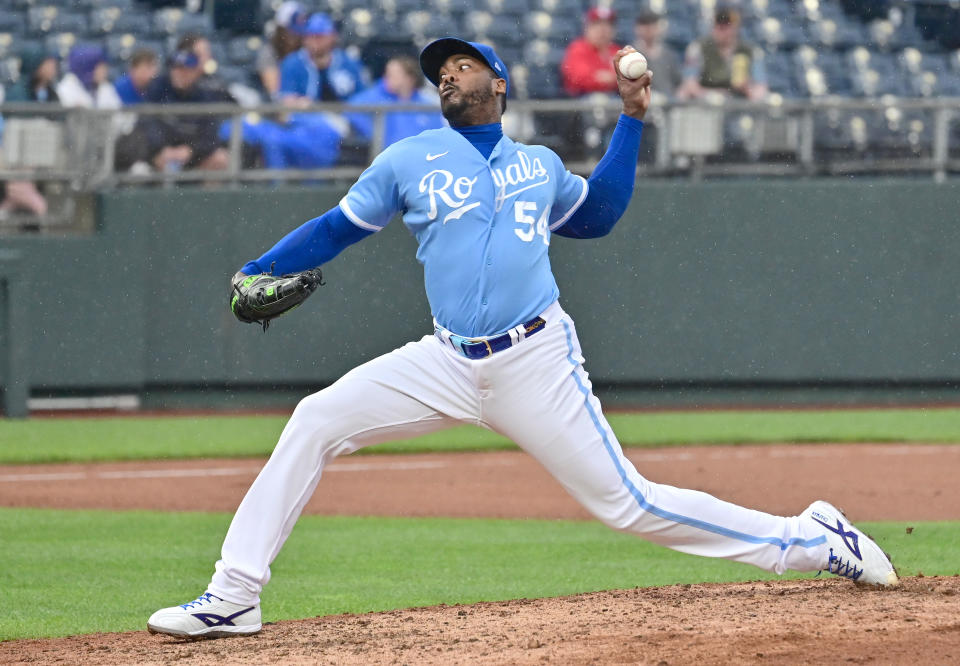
148, 37, 897, 639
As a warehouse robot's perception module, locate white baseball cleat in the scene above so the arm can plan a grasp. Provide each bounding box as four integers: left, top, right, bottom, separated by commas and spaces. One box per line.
804, 500, 899, 586
147, 592, 262, 638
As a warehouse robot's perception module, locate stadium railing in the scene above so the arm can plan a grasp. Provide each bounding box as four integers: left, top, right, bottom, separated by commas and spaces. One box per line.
1, 96, 958, 197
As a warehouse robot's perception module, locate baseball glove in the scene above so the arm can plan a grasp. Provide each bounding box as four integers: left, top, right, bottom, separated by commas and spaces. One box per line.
230, 267, 324, 331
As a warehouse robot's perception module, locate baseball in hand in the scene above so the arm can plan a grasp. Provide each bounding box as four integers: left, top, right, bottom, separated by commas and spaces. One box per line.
618, 51, 648, 79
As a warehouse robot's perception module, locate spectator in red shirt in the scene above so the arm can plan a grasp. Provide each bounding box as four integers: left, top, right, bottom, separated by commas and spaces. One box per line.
560, 6, 621, 97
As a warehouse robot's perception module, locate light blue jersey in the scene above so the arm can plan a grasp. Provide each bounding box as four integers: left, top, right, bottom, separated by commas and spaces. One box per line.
339, 127, 588, 337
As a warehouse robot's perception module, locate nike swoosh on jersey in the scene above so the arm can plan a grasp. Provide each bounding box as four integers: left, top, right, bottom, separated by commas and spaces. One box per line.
426, 151, 449, 161
443, 201, 481, 224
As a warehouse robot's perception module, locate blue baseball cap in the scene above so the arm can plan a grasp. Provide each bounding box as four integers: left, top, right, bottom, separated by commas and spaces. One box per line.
295, 12, 335, 36
419, 37, 510, 97
169, 49, 199, 68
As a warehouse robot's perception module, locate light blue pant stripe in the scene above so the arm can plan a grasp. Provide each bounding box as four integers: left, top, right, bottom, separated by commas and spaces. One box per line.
560, 320, 825, 552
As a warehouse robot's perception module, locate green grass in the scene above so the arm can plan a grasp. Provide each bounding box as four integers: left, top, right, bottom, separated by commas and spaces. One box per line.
0, 507, 957, 641
2, 408, 960, 464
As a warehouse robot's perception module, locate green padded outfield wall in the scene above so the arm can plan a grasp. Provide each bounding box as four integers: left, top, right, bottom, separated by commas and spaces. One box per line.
4, 179, 960, 396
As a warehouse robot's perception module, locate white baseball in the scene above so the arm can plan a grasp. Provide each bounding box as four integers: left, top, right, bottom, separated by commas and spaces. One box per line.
618, 51, 648, 79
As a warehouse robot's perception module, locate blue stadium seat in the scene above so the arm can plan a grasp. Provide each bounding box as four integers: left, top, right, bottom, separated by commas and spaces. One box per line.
106, 33, 164, 65
380, 0, 424, 14
523, 38, 564, 70
77, 0, 136, 7
0, 10, 26, 34
525, 70, 561, 99
530, 0, 582, 16
216, 63, 253, 87
89, 7, 153, 36
28, 7, 89, 36
426, 0, 463, 18
0, 55, 19, 85
813, 109, 870, 156
764, 51, 798, 96
479, 0, 530, 18
664, 18, 696, 51
342, 8, 386, 43
153, 8, 214, 36
492, 44, 522, 69
0, 32, 17, 59
462, 10, 494, 42
808, 17, 863, 50
227, 35, 264, 66
44, 32, 81, 60
402, 10, 458, 42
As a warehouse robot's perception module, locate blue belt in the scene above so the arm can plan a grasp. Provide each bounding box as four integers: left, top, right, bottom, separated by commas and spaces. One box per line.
438, 316, 547, 360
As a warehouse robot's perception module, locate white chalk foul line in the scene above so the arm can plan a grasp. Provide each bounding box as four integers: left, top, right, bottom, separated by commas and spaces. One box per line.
0, 460, 455, 483
627, 444, 960, 463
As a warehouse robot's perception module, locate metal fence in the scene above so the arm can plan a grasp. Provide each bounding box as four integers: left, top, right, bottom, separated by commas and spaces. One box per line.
2, 95, 960, 196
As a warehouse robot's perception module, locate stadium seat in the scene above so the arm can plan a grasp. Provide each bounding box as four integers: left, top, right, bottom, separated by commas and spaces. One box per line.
868, 19, 898, 52
342, 8, 385, 43
764, 51, 797, 96
524, 12, 557, 41
523, 38, 563, 70
89, 7, 152, 36
77, 0, 136, 7
531, 0, 582, 15
664, 18, 697, 51
480, 0, 530, 18
813, 109, 869, 157
27, 7, 88, 36
0, 33, 17, 59
227, 35, 263, 66
44, 32, 80, 60
426, 0, 461, 18
216, 64, 253, 87
403, 11, 458, 43
525, 70, 561, 99
462, 10, 494, 42
106, 32, 163, 65
801, 66, 829, 97
153, 7, 213, 36
0, 10, 26, 34
755, 16, 786, 51
809, 18, 862, 50
463, 11, 524, 45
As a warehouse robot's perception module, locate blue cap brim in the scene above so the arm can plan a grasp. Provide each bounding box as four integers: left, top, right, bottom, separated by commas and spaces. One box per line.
419, 37, 506, 90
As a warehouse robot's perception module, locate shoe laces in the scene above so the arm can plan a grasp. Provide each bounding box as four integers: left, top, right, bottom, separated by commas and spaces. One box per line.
180, 592, 221, 610
824, 548, 863, 582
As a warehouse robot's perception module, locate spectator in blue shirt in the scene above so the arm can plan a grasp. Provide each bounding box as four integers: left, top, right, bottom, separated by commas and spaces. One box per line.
278, 12, 367, 107
344, 55, 445, 148
114, 49, 159, 105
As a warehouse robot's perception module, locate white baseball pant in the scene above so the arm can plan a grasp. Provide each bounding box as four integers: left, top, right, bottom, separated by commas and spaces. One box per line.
209, 301, 829, 605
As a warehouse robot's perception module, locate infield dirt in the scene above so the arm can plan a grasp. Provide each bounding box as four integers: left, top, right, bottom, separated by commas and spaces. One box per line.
2, 443, 959, 664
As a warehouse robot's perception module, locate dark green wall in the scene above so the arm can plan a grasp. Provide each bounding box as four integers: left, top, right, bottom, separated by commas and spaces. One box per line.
4, 179, 959, 398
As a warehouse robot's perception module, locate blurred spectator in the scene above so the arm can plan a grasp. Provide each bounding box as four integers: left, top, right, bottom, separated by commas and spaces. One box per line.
344, 55, 445, 148
57, 45, 122, 110
6, 45, 59, 103
633, 9, 682, 98
114, 49, 160, 106
219, 113, 342, 170
139, 50, 230, 172
677, 4, 768, 101
279, 12, 368, 106
560, 6, 621, 97
0, 179, 48, 219
0, 82, 48, 218
257, 1, 306, 100
178, 33, 233, 102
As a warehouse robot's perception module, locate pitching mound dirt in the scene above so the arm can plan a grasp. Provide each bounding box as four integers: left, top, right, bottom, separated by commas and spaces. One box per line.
3, 443, 959, 663
3, 577, 958, 665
